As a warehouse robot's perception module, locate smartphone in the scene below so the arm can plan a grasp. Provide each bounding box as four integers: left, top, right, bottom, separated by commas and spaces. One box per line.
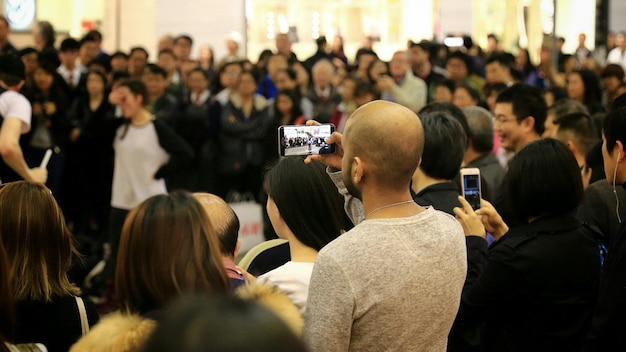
278, 124, 336, 157
460, 168, 482, 210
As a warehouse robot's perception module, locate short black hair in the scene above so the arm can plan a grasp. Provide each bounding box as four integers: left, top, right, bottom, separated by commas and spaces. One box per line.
174, 34, 193, 46
446, 51, 473, 74
265, 158, 344, 252
419, 102, 471, 145
141, 295, 307, 352
496, 83, 547, 135
86, 29, 103, 42
602, 107, 626, 156
79, 34, 97, 47
60, 38, 80, 52
19, 47, 38, 57
158, 48, 177, 60
433, 78, 456, 93
111, 70, 131, 84
554, 112, 597, 157
454, 84, 480, 102
485, 52, 514, 67
130, 46, 149, 59
418, 111, 467, 180
506, 138, 583, 223
143, 63, 167, 79
600, 64, 625, 81
111, 51, 129, 60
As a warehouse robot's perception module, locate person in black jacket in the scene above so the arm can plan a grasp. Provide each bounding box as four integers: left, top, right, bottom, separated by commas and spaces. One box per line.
586, 106, 626, 351
453, 138, 603, 352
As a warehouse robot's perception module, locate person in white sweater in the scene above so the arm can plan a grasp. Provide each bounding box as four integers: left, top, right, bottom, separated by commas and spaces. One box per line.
303, 101, 467, 352
258, 157, 345, 313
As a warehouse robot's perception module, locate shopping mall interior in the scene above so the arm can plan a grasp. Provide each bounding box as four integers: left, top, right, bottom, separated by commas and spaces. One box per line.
2, 0, 625, 65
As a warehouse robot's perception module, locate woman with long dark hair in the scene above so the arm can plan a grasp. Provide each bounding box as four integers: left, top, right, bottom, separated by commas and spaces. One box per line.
454, 138, 603, 351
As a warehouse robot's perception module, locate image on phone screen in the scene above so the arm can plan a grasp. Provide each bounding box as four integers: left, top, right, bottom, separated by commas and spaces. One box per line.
279, 124, 335, 157
463, 174, 481, 210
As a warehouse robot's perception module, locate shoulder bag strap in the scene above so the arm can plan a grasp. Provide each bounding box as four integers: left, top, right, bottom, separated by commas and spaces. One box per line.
74, 296, 90, 335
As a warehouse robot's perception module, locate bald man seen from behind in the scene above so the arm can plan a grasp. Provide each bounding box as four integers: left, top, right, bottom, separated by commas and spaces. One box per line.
304, 101, 467, 352
193, 193, 246, 291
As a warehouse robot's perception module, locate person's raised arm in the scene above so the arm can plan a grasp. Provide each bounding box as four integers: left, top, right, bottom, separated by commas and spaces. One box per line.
0, 118, 47, 183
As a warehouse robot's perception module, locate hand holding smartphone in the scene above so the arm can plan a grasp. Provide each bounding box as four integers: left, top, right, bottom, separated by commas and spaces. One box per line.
278, 123, 336, 157
460, 168, 482, 210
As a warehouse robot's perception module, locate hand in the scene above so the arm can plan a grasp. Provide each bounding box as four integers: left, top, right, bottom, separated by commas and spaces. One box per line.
453, 196, 486, 238
32, 103, 42, 115
28, 167, 48, 184
377, 75, 395, 91
43, 102, 57, 115
108, 89, 124, 105
69, 127, 81, 142
303, 120, 344, 170
475, 199, 509, 240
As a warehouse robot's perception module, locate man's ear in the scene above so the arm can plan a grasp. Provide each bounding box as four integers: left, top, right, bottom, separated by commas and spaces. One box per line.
617, 140, 625, 162
353, 156, 364, 185
521, 116, 536, 134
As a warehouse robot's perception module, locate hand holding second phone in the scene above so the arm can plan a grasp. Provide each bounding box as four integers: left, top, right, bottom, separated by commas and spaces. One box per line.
303, 120, 344, 171
453, 196, 486, 238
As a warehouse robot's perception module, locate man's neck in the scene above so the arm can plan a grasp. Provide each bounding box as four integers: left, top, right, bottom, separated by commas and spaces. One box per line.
515, 133, 541, 153
360, 180, 422, 220
411, 168, 452, 195
463, 148, 485, 167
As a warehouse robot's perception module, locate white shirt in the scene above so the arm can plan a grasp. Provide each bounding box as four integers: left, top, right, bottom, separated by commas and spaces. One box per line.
57, 65, 82, 87
607, 47, 626, 70
258, 261, 314, 314
111, 122, 169, 210
0, 90, 31, 133
190, 89, 211, 106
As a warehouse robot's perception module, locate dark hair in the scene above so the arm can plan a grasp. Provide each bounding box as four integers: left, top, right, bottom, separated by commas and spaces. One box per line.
60, 38, 80, 52
611, 93, 626, 111
0, 235, 13, 350
111, 51, 129, 60
462, 106, 494, 153
548, 98, 589, 120
410, 41, 431, 55
116, 191, 229, 314
144, 63, 167, 79
485, 52, 514, 68
86, 69, 107, 89
554, 112, 597, 158
447, 51, 473, 74
496, 83, 547, 135
129, 46, 149, 59
158, 48, 177, 60
418, 111, 467, 179
506, 139, 583, 223
366, 59, 388, 83
483, 82, 507, 98
239, 69, 259, 84
142, 295, 307, 352
570, 69, 603, 107
600, 63, 625, 81
275, 68, 297, 82
118, 79, 148, 106
434, 78, 456, 94
543, 86, 568, 106
111, 70, 131, 84
36, 21, 56, 46
274, 89, 303, 123
188, 67, 209, 81
602, 107, 626, 155
454, 84, 480, 103
86, 29, 103, 42
175, 34, 193, 46
79, 34, 97, 47
419, 102, 471, 144
354, 80, 380, 100
265, 158, 344, 252
19, 47, 38, 57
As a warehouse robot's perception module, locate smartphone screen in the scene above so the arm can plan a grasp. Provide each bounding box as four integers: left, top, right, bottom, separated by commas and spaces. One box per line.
278, 124, 336, 157
462, 172, 481, 210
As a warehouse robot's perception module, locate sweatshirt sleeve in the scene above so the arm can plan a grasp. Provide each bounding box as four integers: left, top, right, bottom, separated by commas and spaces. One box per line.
327, 168, 364, 225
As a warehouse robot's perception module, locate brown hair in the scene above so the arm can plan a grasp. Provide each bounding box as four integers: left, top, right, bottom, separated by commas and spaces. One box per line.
115, 190, 229, 314
0, 181, 80, 302
0, 239, 13, 352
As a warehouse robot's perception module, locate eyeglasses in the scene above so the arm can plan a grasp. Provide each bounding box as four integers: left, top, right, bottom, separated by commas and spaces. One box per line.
493, 117, 519, 125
